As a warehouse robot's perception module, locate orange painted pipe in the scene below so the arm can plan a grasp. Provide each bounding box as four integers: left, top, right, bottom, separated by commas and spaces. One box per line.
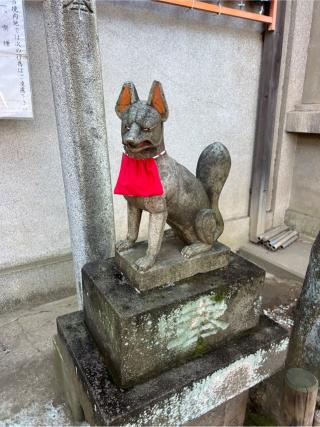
154, 0, 275, 29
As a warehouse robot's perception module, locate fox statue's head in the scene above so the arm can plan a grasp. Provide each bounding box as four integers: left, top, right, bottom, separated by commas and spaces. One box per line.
115, 81, 168, 159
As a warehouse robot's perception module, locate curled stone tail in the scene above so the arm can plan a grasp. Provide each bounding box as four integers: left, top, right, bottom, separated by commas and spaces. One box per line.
196, 142, 231, 240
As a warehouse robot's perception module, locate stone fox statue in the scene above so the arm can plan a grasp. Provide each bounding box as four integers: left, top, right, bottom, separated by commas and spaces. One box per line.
115, 81, 231, 272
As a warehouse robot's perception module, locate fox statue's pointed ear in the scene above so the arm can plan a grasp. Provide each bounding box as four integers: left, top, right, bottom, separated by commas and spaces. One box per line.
147, 81, 169, 121
115, 82, 139, 118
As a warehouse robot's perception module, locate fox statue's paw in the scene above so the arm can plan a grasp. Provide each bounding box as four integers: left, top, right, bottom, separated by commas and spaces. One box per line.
116, 239, 135, 252
181, 242, 212, 258
135, 255, 156, 272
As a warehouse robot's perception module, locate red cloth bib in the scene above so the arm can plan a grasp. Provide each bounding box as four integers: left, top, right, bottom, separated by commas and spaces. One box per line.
114, 154, 164, 197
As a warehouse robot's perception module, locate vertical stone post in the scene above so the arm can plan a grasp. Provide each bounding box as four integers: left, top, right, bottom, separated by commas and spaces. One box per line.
42, 0, 115, 305
286, 232, 320, 382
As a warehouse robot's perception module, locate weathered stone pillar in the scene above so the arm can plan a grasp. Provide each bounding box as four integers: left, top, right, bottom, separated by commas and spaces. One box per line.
286, 232, 320, 382
43, 0, 115, 305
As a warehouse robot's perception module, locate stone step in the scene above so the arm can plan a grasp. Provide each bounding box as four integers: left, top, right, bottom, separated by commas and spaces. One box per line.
82, 253, 265, 388
55, 311, 288, 426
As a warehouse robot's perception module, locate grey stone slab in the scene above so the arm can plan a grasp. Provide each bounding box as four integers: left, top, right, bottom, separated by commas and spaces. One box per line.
285, 209, 320, 240
82, 253, 265, 388
286, 109, 320, 134
55, 311, 288, 426
115, 235, 230, 291
0, 253, 75, 313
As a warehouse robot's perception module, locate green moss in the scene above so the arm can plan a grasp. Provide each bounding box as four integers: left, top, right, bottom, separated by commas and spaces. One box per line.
244, 408, 277, 426
194, 336, 206, 355
210, 287, 228, 303
212, 294, 224, 303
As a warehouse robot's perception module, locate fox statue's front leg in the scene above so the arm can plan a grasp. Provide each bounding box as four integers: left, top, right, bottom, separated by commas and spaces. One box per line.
135, 210, 167, 272
116, 201, 167, 272
116, 203, 142, 252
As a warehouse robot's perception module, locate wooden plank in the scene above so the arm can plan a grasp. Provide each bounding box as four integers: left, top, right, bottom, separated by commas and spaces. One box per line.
281, 368, 318, 426
154, 0, 273, 24
269, 0, 278, 31
249, 0, 286, 242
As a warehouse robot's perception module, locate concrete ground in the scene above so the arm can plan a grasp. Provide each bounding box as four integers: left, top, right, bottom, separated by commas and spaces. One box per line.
0, 270, 303, 426
239, 236, 312, 282
0, 295, 82, 426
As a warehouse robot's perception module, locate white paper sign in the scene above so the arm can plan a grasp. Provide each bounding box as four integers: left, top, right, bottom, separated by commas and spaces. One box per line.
0, 0, 33, 118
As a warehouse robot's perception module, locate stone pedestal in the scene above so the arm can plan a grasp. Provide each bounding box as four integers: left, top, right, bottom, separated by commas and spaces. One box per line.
54, 251, 289, 425
54, 312, 288, 426
83, 253, 264, 388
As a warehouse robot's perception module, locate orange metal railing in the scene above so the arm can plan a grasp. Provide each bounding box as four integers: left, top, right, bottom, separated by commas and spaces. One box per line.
154, 0, 278, 31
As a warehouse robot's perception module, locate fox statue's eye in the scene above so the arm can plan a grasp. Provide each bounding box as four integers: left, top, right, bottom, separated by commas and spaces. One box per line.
142, 127, 151, 132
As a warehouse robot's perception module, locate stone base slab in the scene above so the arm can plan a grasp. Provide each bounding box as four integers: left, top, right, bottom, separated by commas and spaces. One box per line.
0, 252, 75, 313
286, 108, 320, 134
183, 391, 249, 426
54, 311, 288, 426
83, 254, 265, 388
285, 208, 320, 239
115, 234, 230, 291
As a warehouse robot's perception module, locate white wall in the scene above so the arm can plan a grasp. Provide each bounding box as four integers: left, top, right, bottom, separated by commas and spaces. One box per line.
98, 1, 262, 245
0, 1, 263, 307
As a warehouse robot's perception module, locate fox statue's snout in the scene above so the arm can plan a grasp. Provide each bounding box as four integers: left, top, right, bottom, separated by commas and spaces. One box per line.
122, 122, 157, 154
115, 80, 231, 272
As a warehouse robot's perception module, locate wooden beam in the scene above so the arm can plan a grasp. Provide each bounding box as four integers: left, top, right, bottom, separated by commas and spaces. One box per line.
249, 0, 286, 242
269, 0, 278, 31
154, 0, 273, 25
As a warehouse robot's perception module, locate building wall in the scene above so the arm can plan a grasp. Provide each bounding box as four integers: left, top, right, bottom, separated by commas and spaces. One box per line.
0, 2, 74, 310
0, 1, 263, 308
267, 0, 314, 231
290, 137, 320, 219
283, 0, 320, 238
285, 136, 320, 237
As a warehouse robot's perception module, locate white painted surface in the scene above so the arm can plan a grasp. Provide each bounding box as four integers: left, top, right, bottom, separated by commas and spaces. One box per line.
0, 3, 70, 269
